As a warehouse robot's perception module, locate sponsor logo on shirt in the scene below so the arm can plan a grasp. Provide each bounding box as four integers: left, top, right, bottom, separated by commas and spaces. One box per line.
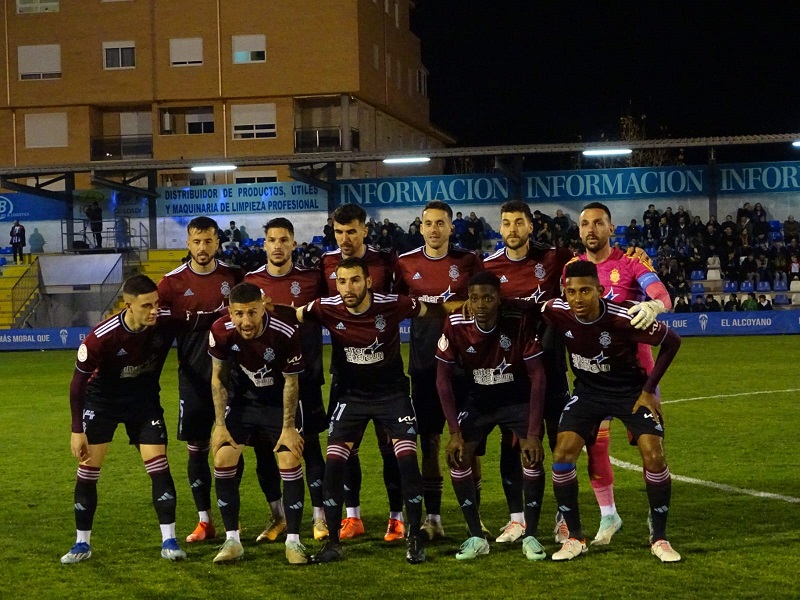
571, 351, 610, 373
472, 358, 514, 385
344, 338, 384, 364
184, 288, 194, 296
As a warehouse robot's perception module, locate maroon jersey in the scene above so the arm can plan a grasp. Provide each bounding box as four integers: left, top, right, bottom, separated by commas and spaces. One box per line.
76, 310, 176, 405
436, 307, 542, 407
208, 312, 303, 406
321, 245, 395, 295
541, 298, 669, 400
394, 245, 483, 373
245, 264, 325, 386
484, 241, 573, 302
157, 260, 242, 383
302, 292, 422, 397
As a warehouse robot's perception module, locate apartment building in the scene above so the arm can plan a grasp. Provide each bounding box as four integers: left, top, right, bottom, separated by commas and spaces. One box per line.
0, 0, 449, 188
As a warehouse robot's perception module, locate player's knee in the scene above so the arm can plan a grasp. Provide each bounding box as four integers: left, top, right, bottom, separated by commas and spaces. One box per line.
419, 433, 440, 459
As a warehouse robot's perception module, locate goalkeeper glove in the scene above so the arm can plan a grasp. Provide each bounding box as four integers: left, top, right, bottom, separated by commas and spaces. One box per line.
627, 299, 665, 329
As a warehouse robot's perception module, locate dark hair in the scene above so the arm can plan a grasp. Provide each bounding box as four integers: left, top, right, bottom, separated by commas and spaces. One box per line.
467, 270, 501, 291
122, 274, 157, 297
581, 201, 612, 219
187, 216, 219, 235
229, 282, 262, 305
264, 217, 294, 236
332, 203, 367, 225
564, 260, 599, 280
423, 200, 452, 219
500, 200, 533, 222
336, 256, 369, 278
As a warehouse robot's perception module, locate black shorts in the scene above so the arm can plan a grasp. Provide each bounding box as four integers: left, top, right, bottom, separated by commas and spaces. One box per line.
83, 401, 168, 446
327, 391, 417, 444
226, 402, 297, 448
557, 391, 665, 446
299, 382, 327, 436
177, 373, 214, 442
411, 370, 445, 436
460, 403, 530, 445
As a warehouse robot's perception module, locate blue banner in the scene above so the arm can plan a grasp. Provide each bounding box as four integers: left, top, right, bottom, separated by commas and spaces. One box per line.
657, 309, 800, 336
0, 327, 90, 351
156, 183, 327, 217
0, 192, 68, 222
717, 161, 800, 194
337, 175, 512, 206
524, 166, 707, 201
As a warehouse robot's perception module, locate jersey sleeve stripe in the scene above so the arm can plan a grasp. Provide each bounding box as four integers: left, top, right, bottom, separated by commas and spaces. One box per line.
164, 263, 188, 277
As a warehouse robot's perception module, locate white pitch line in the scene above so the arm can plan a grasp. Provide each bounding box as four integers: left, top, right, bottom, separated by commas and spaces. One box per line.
662, 388, 800, 405
609, 457, 800, 504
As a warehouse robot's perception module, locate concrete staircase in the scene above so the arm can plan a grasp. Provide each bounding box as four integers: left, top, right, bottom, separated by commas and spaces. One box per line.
105, 249, 188, 318
0, 264, 35, 328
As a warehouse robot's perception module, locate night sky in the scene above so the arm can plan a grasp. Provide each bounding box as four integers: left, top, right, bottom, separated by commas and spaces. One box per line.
411, 2, 800, 163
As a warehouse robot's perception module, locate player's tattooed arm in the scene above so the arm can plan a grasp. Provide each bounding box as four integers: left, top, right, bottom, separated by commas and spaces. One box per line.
210, 357, 237, 454
275, 373, 303, 459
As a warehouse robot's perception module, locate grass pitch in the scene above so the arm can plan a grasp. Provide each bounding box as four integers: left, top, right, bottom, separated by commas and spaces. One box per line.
1, 336, 798, 599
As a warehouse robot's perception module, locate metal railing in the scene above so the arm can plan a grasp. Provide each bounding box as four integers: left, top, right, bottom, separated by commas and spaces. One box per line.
90, 135, 154, 161
98, 255, 124, 317
294, 127, 360, 153
11, 257, 40, 327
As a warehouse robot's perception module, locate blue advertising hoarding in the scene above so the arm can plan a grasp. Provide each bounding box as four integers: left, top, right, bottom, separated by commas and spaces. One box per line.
0, 192, 67, 222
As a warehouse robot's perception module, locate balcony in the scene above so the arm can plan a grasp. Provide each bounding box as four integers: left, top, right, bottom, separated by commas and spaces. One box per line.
91, 135, 153, 161
294, 127, 359, 154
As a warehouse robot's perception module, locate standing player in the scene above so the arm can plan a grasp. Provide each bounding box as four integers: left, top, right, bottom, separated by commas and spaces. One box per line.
436, 271, 548, 561
394, 200, 483, 540
559, 201, 672, 546
245, 217, 328, 542
157, 216, 242, 543
61, 275, 187, 564
208, 282, 307, 564
482, 200, 574, 543
321, 203, 402, 541
292, 257, 460, 564
543, 260, 681, 563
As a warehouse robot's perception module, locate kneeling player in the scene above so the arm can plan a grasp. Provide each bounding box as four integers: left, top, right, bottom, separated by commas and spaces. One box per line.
436, 271, 548, 561
209, 283, 307, 564
542, 261, 682, 563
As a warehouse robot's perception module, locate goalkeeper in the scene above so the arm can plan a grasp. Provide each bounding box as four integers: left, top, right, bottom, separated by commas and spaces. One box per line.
557, 201, 671, 547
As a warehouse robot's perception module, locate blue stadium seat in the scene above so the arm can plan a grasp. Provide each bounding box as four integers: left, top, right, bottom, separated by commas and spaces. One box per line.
757, 281, 771, 292
690, 270, 706, 280
739, 281, 754, 293
645, 247, 658, 258
769, 220, 781, 232
773, 280, 789, 292
0, 257, 5, 266
723, 281, 738, 293
256, 237, 265, 246
690, 283, 705, 294
494, 240, 504, 250
311, 235, 324, 244
773, 293, 790, 305
614, 225, 627, 235
769, 231, 783, 242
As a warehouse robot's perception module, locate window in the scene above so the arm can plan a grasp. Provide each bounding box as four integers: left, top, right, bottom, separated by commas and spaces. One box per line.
170, 38, 203, 67
103, 41, 135, 69
231, 103, 276, 139
416, 69, 428, 97
25, 112, 68, 148
232, 35, 266, 64
235, 171, 278, 184
160, 107, 214, 135
17, 0, 58, 13
18, 44, 61, 80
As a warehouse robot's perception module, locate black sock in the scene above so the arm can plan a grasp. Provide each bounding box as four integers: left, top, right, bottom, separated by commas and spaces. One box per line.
450, 466, 483, 538
145, 455, 177, 525
552, 463, 582, 540
214, 466, 240, 532
500, 428, 524, 514
187, 442, 211, 513
644, 467, 672, 541
280, 464, 305, 536
254, 439, 282, 503
422, 477, 444, 516
343, 446, 362, 508
394, 440, 423, 537
474, 476, 482, 509
323, 443, 350, 544
74, 466, 100, 532
303, 435, 326, 510
380, 437, 404, 513
523, 464, 545, 538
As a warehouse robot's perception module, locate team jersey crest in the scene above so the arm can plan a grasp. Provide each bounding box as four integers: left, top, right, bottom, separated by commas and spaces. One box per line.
534, 263, 546, 279
609, 269, 620, 284
448, 264, 460, 280
221, 281, 231, 297
375, 314, 387, 331
599, 331, 612, 348
499, 334, 512, 350
263, 347, 276, 362
290, 281, 301, 296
